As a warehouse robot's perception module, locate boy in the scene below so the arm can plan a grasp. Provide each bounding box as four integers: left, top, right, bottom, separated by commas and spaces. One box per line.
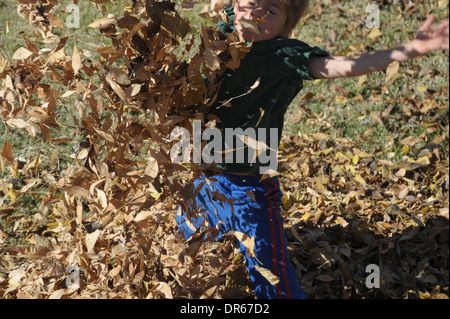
177, 0, 449, 299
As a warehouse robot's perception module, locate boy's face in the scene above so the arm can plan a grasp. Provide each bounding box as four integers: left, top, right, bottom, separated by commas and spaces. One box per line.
233, 0, 289, 42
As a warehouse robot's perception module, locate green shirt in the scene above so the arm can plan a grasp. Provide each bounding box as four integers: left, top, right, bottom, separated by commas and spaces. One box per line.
207, 7, 329, 178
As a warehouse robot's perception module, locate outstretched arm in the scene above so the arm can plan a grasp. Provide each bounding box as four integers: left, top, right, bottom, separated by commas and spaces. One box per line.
310, 15, 449, 79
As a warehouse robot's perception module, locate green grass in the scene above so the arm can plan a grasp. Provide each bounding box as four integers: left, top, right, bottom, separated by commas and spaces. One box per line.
283, 0, 449, 158
0, 0, 127, 170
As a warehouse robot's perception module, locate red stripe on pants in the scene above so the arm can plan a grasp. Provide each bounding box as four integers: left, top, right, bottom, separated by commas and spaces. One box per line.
272, 187, 292, 299
264, 181, 292, 299
264, 181, 282, 299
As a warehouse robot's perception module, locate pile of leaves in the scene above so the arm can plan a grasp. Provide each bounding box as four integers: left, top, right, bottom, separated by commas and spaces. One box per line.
278, 131, 448, 298
0, 0, 448, 299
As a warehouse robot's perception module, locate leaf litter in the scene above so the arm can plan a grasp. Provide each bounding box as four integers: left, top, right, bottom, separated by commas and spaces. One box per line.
0, 0, 448, 299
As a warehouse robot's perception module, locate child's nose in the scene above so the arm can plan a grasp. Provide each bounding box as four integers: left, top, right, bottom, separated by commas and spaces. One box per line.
250, 6, 264, 18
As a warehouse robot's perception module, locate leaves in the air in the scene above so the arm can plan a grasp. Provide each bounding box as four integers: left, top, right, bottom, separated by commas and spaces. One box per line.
0, 0, 253, 300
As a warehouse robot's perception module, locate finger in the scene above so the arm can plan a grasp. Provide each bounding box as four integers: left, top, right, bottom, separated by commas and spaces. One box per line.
438, 19, 450, 31
419, 15, 435, 32
436, 20, 450, 35
436, 19, 450, 30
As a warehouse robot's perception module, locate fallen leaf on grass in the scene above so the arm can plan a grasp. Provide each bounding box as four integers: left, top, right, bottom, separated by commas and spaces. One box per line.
12, 47, 32, 60
72, 43, 82, 75
88, 17, 116, 29
85, 229, 100, 253
385, 61, 400, 84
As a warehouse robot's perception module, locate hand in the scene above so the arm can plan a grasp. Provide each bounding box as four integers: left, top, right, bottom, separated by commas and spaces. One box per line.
412, 15, 449, 55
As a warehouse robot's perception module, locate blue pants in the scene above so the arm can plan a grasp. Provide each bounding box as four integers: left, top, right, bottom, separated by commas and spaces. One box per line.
176, 173, 307, 299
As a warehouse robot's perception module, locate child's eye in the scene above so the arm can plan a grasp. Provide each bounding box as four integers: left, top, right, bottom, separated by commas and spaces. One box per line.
267, 6, 277, 14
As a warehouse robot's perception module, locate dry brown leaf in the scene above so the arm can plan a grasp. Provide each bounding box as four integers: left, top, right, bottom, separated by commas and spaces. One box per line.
385, 61, 400, 84
316, 274, 335, 282
12, 47, 32, 60
233, 231, 256, 259
367, 28, 382, 40
205, 47, 220, 71
151, 282, 173, 299
134, 210, 153, 222
85, 229, 100, 253
238, 19, 260, 34
72, 43, 82, 75
6, 118, 29, 129
47, 13, 63, 30
0, 54, 10, 73
49, 289, 65, 299
88, 17, 116, 29
254, 265, 279, 285
106, 76, 127, 101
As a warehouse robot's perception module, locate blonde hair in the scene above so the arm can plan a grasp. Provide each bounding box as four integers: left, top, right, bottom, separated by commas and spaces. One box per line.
278, 0, 310, 35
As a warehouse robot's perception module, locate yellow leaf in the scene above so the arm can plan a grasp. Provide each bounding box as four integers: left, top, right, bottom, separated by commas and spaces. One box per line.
417, 85, 428, 93
8, 187, 17, 203
401, 146, 410, 155
353, 174, 366, 185
281, 195, 293, 210
415, 156, 430, 166
232, 253, 244, 264
334, 95, 348, 104
367, 28, 382, 40
150, 192, 161, 200
419, 290, 432, 299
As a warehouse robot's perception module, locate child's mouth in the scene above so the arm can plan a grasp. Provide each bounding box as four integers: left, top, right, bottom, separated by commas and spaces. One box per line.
237, 17, 266, 35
